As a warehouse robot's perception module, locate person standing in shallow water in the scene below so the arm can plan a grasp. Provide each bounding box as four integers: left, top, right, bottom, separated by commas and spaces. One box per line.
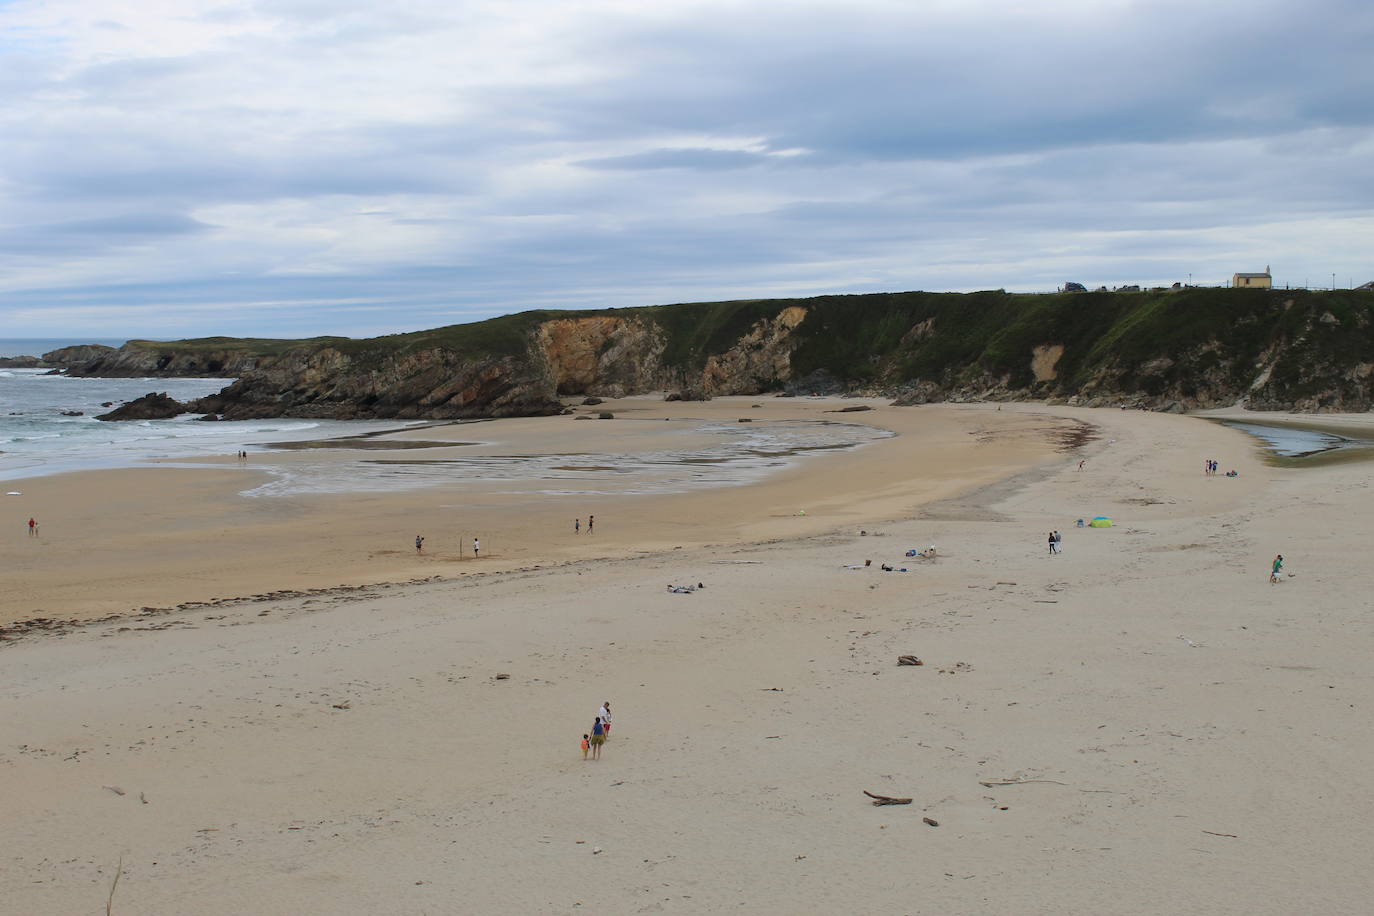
473, 537, 480, 558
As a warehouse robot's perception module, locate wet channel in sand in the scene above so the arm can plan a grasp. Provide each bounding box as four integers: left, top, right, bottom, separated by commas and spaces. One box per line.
236, 418, 896, 498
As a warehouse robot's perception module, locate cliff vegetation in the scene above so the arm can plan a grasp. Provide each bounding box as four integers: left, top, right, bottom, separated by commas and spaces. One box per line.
47, 288, 1374, 419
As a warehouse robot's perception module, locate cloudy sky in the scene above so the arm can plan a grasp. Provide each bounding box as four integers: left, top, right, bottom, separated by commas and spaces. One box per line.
2, 0, 1371, 338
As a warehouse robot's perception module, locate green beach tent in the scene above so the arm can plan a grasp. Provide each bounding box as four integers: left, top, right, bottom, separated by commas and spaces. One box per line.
1088, 516, 1113, 528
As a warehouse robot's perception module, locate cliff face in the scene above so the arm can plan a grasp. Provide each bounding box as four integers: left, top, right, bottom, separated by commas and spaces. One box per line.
78, 288, 1374, 421
189, 307, 813, 420
195, 347, 564, 420
60, 342, 284, 378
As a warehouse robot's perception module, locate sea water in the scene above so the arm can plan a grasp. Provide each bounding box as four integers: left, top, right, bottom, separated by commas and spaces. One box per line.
0, 368, 421, 482
1, 355, 894, 494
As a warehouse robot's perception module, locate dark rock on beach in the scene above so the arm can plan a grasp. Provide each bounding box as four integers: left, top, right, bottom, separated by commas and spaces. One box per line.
96, 392, 188, 421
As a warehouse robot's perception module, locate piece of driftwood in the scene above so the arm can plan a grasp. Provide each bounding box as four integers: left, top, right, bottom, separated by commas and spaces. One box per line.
923, 817, 940, 827
1202, 830, 1237, 838
978, 778, 1067, 787
897, 655, 923, 666
102, 785, 126, 796
863, 790, 912, 806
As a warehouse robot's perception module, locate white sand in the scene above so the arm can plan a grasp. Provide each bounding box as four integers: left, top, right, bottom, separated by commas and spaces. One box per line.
2, 402, 1372, 914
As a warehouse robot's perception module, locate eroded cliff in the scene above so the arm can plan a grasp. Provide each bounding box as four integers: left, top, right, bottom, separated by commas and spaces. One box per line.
75, 287, 1374, 421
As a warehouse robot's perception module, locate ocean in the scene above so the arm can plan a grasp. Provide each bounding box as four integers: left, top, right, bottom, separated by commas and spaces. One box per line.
0, 367, 434, 482
0, 337, 130, 358
1, 334, 424, 482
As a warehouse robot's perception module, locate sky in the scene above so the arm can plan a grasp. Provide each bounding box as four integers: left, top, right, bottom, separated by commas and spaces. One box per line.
1, 0, 1371, 339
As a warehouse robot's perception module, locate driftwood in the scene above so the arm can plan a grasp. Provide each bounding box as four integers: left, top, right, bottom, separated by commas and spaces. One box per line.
923, 817, 940, 827
863, 790, 912, 806
978, 778, 1067, 787
897, 655, 923, 666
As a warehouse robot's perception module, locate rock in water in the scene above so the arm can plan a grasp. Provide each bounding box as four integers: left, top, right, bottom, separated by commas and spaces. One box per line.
95, 392, 187, 421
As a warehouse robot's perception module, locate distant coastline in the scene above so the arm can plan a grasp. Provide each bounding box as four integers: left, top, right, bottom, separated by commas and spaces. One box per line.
0, 338, 128, 359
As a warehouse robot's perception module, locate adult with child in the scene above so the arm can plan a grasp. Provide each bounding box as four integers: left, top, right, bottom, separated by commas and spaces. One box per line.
588, 718, 606, 759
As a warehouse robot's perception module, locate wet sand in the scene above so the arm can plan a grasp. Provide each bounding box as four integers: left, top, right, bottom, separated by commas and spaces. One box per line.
1, 397, 1073, 624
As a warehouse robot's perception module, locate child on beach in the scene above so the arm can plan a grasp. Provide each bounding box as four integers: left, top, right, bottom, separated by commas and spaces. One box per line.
581, 734, 591, 759
1270, 554, 1284, 583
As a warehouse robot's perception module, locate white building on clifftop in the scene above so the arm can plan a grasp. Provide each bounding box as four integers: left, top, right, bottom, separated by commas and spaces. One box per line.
1232, 266, 1272, 288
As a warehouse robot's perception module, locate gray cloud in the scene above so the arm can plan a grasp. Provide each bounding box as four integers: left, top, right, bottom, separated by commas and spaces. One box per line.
0, 0, 1371, 336
576, 148, 777, 171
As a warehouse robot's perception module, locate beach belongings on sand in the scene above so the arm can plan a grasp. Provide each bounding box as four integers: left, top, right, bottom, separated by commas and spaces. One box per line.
897, 655, 924, 666
863, 790, 912, 806
1088, 516, 1113, 528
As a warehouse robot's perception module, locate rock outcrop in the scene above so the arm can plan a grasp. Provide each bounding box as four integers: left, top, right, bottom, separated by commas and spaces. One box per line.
59, 340, 295, 378
96, 393, 188, 421
41, 344, 117, 370
0, 355, 51, 369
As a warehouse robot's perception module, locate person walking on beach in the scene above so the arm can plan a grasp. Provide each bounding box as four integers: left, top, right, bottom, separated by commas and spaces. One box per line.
587, 515, 594, 534
1053, 530, 1063, 554
575, 518, 580, 535
1048, 531, 1056, 556
598, 701, 612, 738
1270, 554, 1284, 584
28, 517, 37, 537
415, 535, 424, 553
589, 718, 606, 759
472, 537, 480, 558
1078, 459, 1085, 471
581, 734, 591, 760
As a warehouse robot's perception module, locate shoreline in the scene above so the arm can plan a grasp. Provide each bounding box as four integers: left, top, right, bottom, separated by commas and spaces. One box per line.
0, 409, 1096, 644
2, 397, 1092, 629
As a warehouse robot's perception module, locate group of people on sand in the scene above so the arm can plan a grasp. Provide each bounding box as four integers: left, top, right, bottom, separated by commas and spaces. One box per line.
581, 701, 612, 760
1205, 458, 1239, 478
1047, 530, 1064, 555
573, 515, 594, 535
413, 535, 480, 556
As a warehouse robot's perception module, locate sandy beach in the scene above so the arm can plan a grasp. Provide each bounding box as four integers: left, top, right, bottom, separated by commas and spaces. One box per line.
3, 399, 1373, 914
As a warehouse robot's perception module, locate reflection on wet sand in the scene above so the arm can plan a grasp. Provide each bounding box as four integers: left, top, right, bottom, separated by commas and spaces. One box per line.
241, 419, 895, 498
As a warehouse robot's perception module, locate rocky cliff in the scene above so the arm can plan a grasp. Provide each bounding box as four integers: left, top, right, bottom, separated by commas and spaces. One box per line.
83, 288, 1374, 421
55, 338, 340, 378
